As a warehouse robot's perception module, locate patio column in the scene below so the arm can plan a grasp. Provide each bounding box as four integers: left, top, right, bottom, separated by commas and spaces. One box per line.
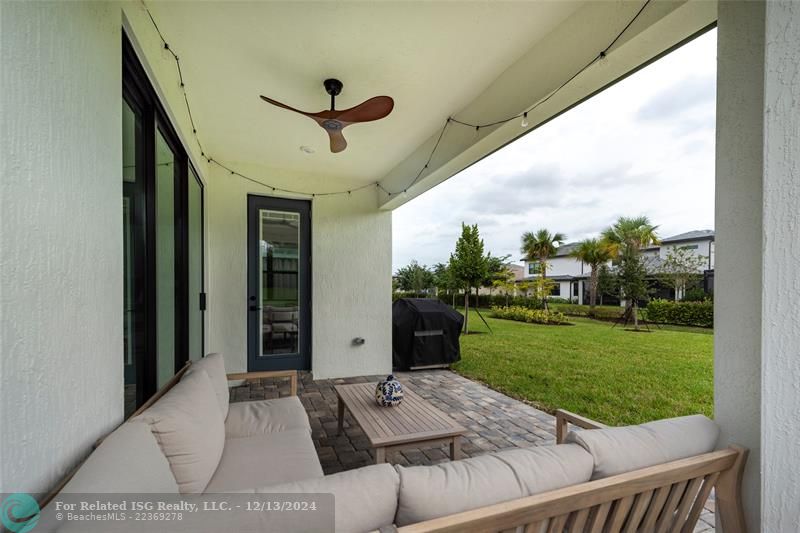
715, 1, 800, 530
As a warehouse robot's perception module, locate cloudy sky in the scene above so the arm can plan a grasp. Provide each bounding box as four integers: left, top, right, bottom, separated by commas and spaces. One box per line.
392, 29, 717, 272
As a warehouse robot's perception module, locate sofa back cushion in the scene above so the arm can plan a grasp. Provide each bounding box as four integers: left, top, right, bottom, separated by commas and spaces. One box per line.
60, 421, 179, 494
245, 464, 399, 533
565, 414, 720, 480
395, 444, 593, 526
185, 352, 229, 418
134, 368, 225, 493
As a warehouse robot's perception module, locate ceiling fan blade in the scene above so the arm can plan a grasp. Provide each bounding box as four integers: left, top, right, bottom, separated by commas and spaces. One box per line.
260, 95, 320, 119
328, 129, 348, 153
335, 96, 394, 123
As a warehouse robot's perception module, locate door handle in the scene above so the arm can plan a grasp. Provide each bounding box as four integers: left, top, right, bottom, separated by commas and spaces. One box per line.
249, 305, 261, 311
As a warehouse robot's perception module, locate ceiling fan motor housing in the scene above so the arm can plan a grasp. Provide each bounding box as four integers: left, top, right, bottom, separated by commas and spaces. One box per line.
324, 78, 343, 97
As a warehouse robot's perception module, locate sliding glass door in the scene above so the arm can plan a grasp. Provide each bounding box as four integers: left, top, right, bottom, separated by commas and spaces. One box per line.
123, 33, 205, 416
188, 167, 205, 363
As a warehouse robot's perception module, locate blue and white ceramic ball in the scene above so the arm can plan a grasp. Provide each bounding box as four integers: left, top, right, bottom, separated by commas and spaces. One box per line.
375, 375, 404, 407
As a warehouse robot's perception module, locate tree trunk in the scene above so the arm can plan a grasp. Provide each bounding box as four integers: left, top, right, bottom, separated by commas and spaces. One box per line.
590, 268, 598, 309
633, 301, 639, 330
463, 289, 469, 334
505, 292, 509, 307
541, 261, 549, 311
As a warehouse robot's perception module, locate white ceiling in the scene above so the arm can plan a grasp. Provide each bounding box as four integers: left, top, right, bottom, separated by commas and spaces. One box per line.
147, 1, 584, 184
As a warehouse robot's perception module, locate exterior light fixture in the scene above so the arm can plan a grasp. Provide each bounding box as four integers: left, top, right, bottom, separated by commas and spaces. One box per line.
520, 112, 529, 128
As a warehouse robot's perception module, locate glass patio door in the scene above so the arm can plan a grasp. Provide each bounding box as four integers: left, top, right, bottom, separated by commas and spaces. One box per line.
122, 33, 205, 416
247, 196, 311, 371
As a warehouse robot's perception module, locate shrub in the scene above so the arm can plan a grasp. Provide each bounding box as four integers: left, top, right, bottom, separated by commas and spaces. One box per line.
490, 305, 568, 325
682, 288, 710, 302
436, 294, 545, 310
644, 299, 713, 328
550, 303, 626, 320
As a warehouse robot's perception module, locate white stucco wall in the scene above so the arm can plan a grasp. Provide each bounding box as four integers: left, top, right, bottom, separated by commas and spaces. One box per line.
715, 3, 765, 528
548, 256, 585, 278
761, 1, 800, 529
522, 257, 584, 279
206, 164, 392, 379
716, 1, 800, 530
0, 2, 123, 493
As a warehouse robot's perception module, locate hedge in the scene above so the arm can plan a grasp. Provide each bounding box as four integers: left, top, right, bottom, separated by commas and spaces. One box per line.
643, 299, 713, 328
433, 294, 546, 310
489, 306, 568, 325
550, 303, 626, 320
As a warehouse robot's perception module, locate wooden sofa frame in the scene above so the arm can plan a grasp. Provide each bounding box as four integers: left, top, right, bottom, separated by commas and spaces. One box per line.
396, 409, 748, 533
38, 362, 298, 509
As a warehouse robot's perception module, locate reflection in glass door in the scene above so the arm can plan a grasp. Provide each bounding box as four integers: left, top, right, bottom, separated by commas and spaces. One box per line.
248, 196, 310, 371
155, 130, 177, 388
122, 98, 144, 418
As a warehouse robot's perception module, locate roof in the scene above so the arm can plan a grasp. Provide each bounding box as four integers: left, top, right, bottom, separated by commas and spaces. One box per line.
661, 230, 715, 243
554, 243, 580, 257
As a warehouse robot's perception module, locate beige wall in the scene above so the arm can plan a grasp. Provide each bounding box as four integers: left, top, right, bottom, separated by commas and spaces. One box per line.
0, 1, 123, 493
206, 163, 392, 379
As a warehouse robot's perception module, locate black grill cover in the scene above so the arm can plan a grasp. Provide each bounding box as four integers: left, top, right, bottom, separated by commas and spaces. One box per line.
392, 298, 464, 370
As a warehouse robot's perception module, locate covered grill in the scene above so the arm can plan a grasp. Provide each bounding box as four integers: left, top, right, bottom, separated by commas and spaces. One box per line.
392, 298, 464, 370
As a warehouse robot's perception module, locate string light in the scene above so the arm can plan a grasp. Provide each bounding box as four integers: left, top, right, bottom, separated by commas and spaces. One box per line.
139, 0, 651, 200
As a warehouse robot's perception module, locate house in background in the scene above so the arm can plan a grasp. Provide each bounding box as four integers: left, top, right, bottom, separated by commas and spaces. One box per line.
521, 230, 715, 304
642, 229, 715, 270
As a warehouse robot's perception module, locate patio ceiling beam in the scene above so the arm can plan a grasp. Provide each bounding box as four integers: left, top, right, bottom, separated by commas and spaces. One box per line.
378, 0, 716, 210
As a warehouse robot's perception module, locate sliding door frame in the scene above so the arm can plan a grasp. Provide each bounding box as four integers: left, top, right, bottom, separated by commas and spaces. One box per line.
123, 32, 205, 410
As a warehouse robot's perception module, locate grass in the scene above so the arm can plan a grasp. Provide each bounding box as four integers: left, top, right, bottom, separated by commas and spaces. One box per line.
453, 309, 713, 426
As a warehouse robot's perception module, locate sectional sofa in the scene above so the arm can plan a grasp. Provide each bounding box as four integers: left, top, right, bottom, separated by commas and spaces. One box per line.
39, 354, 746, 532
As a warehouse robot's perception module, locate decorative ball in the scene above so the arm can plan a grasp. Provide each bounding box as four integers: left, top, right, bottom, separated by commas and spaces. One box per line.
375, 375, 404, 407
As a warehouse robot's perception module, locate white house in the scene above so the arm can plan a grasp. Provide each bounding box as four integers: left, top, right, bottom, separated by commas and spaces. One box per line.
654, 229, 715, 271
1, 1, 798, 530
521, 230, 715, 304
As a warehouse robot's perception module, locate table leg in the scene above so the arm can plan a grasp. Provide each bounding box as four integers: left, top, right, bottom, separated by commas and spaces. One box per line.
450, 436, 462, 461
375, 447, 386, 464
337, 396, 345, 435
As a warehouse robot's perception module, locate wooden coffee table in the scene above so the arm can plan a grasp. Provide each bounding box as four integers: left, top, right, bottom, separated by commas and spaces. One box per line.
335, 382, 466, 464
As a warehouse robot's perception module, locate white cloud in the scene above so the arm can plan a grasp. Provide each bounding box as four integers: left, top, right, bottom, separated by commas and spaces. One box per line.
392, 29, 717, 271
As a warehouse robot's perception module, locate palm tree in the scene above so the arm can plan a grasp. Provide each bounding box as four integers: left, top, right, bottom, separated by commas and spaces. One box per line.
570, 238, 612, 311
600, 216, 660, 329
600, 216, 659, 257
521, 229, 566, 309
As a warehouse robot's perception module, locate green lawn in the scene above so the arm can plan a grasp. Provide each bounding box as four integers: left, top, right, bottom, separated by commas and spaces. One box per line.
453, 310, 713, 426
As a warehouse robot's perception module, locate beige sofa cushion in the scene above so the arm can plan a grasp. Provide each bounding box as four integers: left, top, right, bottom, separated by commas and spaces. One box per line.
566, 414, 720, 480
395, 444, 593, 526
205, 429, 323, 492
60, 421, 179, 494
242, 464, 399, 533
134, 368, 225, 494
185, 353, 229, 417
225, 396, 311, 437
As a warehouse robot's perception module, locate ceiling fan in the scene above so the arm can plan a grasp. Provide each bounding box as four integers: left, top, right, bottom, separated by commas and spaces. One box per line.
260, 79, 393, 153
